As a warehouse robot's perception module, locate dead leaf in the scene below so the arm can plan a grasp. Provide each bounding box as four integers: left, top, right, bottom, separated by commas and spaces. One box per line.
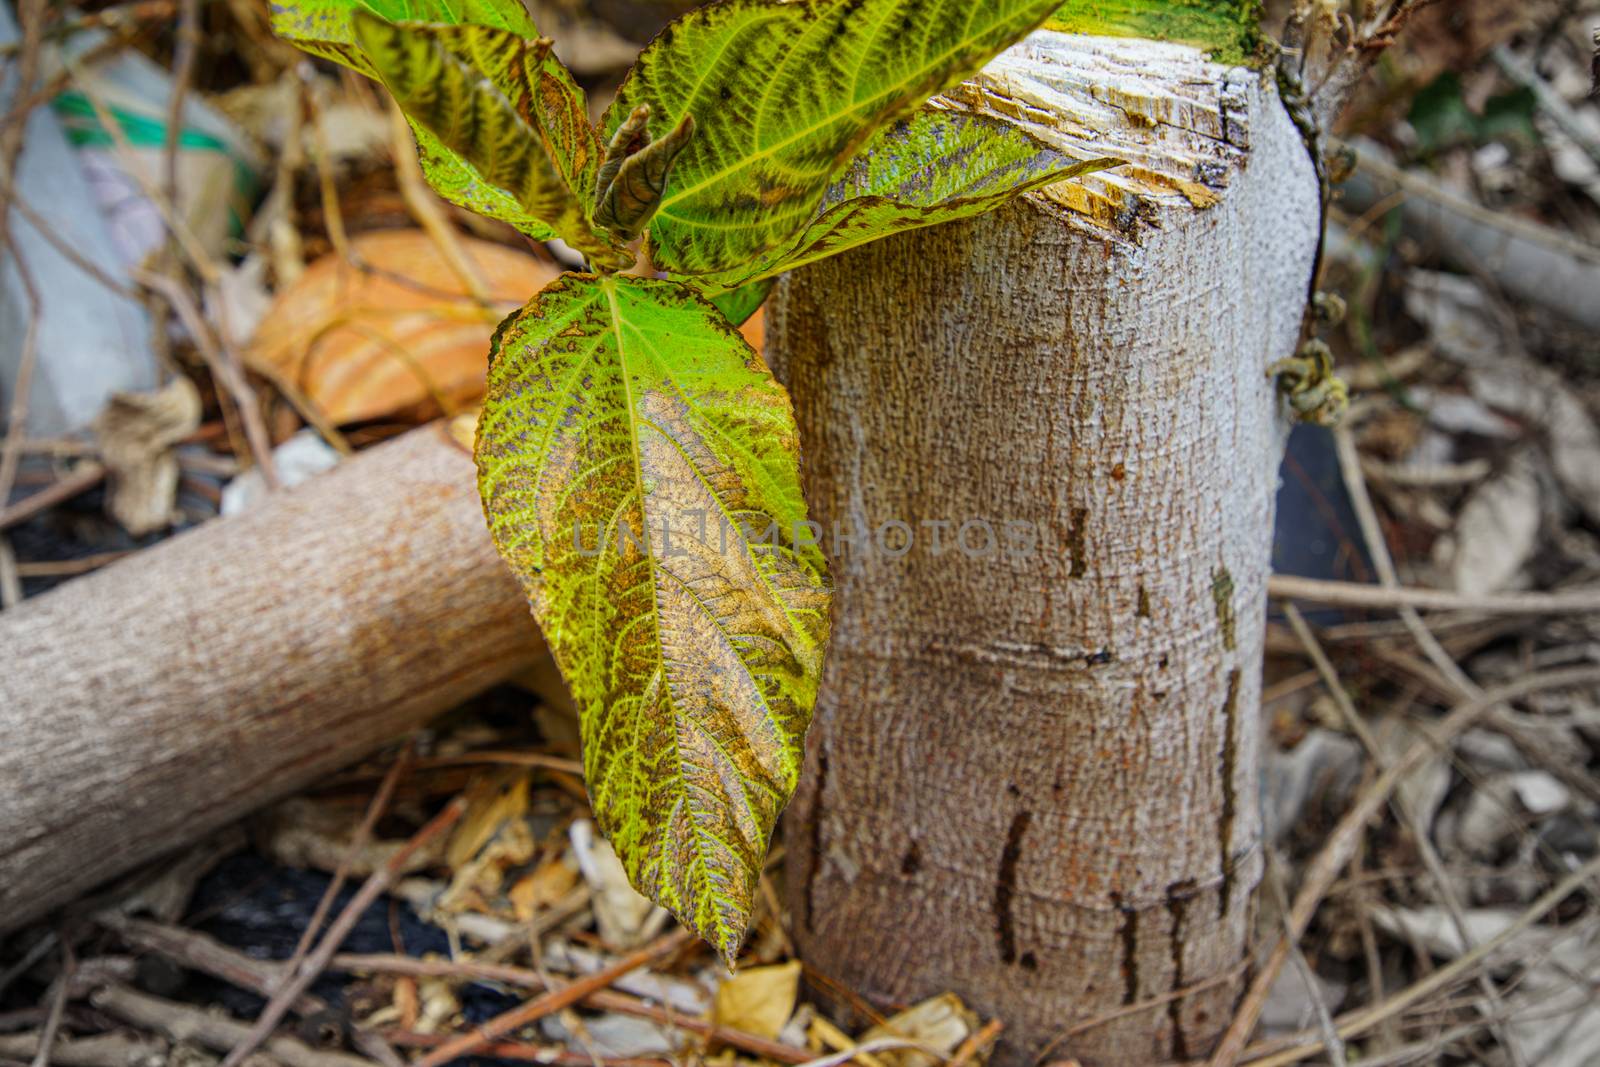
510, 854, 581, 924
94, 377, 202, 536
446, 771, 531, 869
860, 994, 977, 1067
246, 230, 559, 424
570, 819, 667, 949
541, 1013, 679, 1057
713, 961, 801, 1040
1406, 270, 1600, 524
1452, 770, 1570, 859
1435, 451, 1542, 596
439, 771, 536, 913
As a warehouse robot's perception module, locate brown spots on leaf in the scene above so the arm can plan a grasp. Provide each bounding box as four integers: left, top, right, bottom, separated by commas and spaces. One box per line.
994, 810, 1031, 965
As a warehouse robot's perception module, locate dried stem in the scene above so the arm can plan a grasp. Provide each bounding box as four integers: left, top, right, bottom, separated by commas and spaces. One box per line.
218, 796, 468, 1067
408, 927, 696, 1067
1209, 665, 1600, 1064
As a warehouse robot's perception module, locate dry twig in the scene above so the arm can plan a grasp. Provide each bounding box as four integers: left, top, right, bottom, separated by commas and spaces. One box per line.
1241, 852, 1600, 1066
408, 927, 696, 1067
1209, 665, 1600, 1065
219, 796, 468, 1067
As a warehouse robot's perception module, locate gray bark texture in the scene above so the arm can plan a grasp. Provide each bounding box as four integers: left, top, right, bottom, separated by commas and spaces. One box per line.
771, 33, 1321, 1065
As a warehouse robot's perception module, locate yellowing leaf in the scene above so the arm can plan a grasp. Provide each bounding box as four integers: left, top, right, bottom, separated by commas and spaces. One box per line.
475, 274, 831, 962
607, 0, 1066, 276
352, 14, 629, 267
271, 0, 617, 252
697, 109, 1120, 293
713, 961, 801, 1039
270, 0, 540, 76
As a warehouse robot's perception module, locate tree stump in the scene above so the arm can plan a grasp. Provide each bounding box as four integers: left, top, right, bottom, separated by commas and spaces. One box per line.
771, 33, 1320, 1065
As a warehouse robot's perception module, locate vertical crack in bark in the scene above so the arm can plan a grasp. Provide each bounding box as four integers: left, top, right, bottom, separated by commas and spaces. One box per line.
1211, 566, 1236, 651
1066, 507, 1089, 578
1112, 891, 1139, 1005
994, 810, 1032, 964
1165, 879, 1197, 1062
804, 749, 829, 932
1217, 668, 1243, 918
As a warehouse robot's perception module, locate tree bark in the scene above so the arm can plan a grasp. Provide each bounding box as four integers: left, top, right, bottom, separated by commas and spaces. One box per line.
0, 421, 545, 934
772, 33, 1320, 1066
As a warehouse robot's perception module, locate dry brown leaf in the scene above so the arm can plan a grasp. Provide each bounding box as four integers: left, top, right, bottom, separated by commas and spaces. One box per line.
712, 960, 801, 1040
93, 377, 202, 536
860, 993, 977, 1067
1435, 451, 1542, 596
570, 819, 665, 948
509, 855, 581, 924
446, 770, 531, 869
246, 230, 559, 424
438, 770, 536, 913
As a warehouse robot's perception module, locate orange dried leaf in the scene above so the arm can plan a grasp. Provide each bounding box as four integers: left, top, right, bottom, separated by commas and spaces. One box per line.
247, 230, 559, 424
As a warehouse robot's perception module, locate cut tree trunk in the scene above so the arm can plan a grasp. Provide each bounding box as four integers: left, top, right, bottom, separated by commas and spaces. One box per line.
772, 33, 1320, 1066
0, 421, 545, 934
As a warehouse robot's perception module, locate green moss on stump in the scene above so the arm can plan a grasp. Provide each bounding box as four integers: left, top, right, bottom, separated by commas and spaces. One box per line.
1045, 0, 1263, 66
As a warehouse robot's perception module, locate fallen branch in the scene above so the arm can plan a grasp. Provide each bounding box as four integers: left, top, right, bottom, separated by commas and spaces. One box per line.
1267, 574, 1600, 616
0, 423, 546, 934
89, 985, 368, 1067
0, 1031, 167, 1067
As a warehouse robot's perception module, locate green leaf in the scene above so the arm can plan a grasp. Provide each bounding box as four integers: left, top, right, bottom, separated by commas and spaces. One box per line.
475, 273, 831, 962
1044, 0, 1260, 65
1407, 72, 1537, 156
710, 277, 774, 328
693, 109, 1120, 293
269, 0, 539, 77
351, 14, 628, 266
272, 0, 616, 255
606, 0, 1066, 277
